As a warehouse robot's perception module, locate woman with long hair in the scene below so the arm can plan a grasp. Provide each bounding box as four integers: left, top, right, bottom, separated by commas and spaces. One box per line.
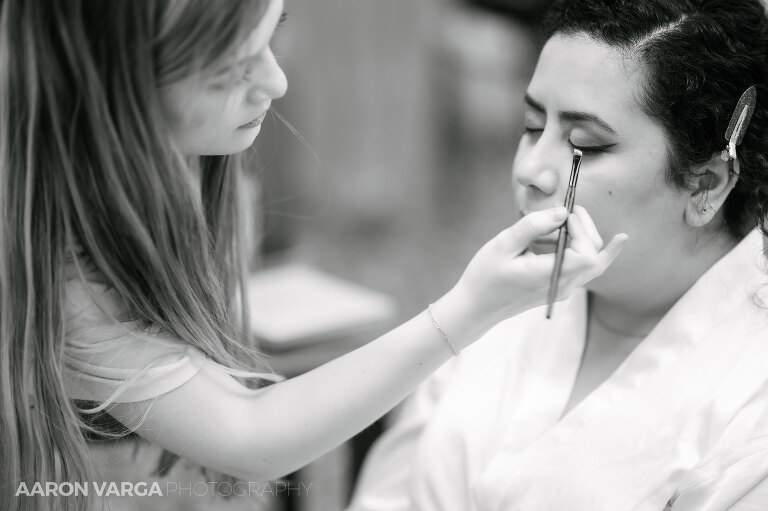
0, 0, 625, 509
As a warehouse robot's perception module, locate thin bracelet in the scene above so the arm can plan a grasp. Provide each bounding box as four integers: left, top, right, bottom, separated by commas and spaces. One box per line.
427, 303, 459, 356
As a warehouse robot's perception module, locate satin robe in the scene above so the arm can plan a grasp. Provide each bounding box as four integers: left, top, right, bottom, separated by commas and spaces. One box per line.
349, 230, 768, 511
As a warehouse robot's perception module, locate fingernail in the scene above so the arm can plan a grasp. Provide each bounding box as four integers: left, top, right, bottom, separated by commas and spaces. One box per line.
551, 206, 568, 219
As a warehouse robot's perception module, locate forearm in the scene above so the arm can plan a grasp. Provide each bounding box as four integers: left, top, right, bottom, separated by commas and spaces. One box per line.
239, 297, 495, 479
112, 293, 496, 482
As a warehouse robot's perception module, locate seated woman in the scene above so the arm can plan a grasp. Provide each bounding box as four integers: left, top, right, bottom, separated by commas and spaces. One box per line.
349, 0, 768, 509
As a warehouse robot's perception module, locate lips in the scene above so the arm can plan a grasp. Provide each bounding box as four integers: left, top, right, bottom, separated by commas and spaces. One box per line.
238, 112, 267, 129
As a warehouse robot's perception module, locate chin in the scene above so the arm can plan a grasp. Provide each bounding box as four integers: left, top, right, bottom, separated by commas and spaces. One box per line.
230, 127, 262, 152
198, 134, 260, 156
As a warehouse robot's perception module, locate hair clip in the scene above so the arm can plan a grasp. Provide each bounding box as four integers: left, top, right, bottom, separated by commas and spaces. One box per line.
721, 85, 757, 163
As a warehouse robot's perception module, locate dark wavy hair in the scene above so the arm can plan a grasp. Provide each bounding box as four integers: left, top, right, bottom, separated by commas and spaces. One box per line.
544, 0, 768, 240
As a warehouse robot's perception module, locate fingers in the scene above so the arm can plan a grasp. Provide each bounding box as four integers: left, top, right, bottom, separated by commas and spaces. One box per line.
565, 211, 596, 255
501, 207, 569, 255
503, 225, 628, 308
503, 205, 628, 278
597, 233, 629, 267
561, 232, 629, 285
567, 206, 626, 266
571, 205, 603, 249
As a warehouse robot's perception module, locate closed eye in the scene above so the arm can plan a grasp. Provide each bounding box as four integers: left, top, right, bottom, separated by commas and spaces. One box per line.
569, 141, 615, 154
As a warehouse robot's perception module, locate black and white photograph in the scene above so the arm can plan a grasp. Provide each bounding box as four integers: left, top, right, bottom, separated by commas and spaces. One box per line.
2, 1, 768, 510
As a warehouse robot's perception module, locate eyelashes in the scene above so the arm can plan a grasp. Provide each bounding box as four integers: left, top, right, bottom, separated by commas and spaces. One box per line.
568, 141, 614, 154
523, 128, 614, 154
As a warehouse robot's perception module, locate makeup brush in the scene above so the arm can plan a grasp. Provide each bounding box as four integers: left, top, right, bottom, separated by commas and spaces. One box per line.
545, 148, 583, 319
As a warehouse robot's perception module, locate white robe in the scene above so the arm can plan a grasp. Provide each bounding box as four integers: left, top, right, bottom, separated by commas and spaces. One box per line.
349, 230, 768, 511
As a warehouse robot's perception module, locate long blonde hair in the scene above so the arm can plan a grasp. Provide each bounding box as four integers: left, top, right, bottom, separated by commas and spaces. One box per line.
0, 1, 275, 509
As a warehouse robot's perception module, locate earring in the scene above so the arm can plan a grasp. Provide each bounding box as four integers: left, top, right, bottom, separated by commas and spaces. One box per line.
700, 190, 710, 215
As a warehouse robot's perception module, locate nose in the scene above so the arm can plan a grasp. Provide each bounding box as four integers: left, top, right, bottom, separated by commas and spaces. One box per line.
247, 48, 287, 103
512, 139, 562, 199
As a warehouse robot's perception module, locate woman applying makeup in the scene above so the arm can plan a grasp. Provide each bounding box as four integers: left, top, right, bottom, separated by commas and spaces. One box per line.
350, 1, 768, 509
0, 1, 627, 510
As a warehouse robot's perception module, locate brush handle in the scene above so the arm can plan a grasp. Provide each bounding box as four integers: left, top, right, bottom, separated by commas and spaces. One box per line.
546, 150, 582, 318
545, 223, 569, 318
563, 184, 578, 212
545, 183, 578, 318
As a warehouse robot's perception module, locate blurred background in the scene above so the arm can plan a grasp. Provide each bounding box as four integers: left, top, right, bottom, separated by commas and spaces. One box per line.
250, 1, 551, 509
256, 0, 547, 317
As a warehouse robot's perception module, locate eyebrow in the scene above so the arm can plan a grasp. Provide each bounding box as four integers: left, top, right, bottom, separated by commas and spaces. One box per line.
524, 93, 617, 136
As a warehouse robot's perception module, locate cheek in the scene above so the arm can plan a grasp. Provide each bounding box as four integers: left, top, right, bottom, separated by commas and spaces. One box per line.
573, 165, 658, 237
182, 100, 232, 133
166, 88, 242, 135
576, 178, 622, 233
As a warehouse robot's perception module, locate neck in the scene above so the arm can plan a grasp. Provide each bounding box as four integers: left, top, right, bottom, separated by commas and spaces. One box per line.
588, 292, 663, 338
185, 156, 203, 188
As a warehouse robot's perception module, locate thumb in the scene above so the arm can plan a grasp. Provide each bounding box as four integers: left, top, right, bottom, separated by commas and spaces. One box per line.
501, 207, 569, 255
596, 233, 629, 269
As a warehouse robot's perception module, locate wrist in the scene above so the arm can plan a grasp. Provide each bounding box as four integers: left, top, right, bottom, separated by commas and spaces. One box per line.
429, 288, 499, 352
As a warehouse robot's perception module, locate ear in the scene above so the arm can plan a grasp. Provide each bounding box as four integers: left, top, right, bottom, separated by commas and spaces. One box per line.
684, 151, 739, 228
